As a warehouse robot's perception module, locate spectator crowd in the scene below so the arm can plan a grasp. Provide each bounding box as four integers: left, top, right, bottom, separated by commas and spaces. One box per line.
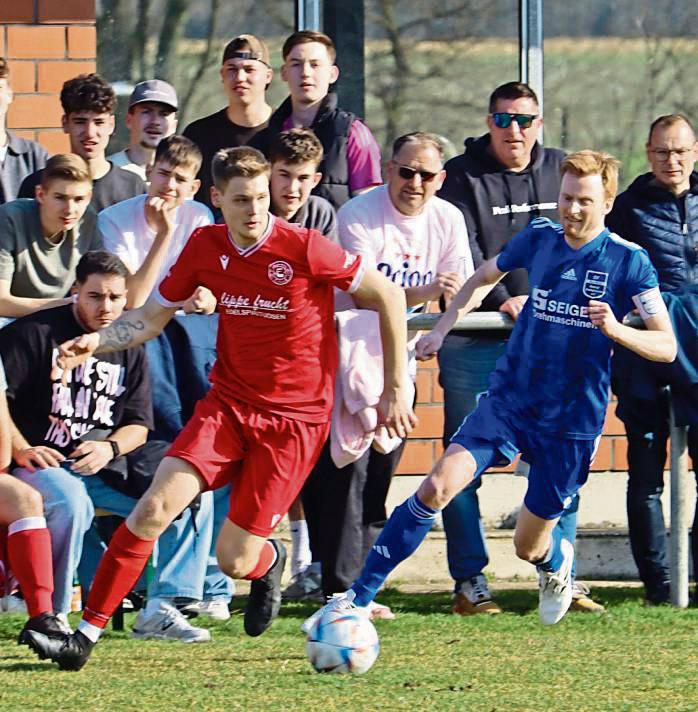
0, 29, 696, 659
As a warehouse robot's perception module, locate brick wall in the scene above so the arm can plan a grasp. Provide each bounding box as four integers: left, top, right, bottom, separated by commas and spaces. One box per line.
1, 0, 96, 154
396, 360, 630, 475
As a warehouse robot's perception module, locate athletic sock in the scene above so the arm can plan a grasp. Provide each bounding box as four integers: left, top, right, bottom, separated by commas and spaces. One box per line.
536, 525, 564, 574
7, 517, 54, 618
289, 520, 311, 577
351, 494, 438, 607
82, 522, 155, 629
244, 541, 277, 580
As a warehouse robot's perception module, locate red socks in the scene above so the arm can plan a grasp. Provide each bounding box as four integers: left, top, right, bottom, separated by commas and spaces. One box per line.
83, 523, 155, 628
244, 541, 277, 580
7, 519, 54, 618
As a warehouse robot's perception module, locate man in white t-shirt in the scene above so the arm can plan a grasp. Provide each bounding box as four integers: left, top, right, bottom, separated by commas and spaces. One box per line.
303, 132, 472, 612
108, 80, 179, 182
100, 135, 214, 311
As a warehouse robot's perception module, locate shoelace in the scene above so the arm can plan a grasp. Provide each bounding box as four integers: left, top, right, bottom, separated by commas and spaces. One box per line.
572, 581, 590, 597
542, 570, 568, 595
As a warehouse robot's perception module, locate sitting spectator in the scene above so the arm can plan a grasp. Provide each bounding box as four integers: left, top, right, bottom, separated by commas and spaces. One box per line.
109, 80, 179, 182
0, 251, 213, 642
183, 35, 273, 211
100, 134, 214, 309
252, 30, 382, 209
607, 113, 698, 605
0, 58, 49, 204
1, 355, 69, 643
0, 154, 99, 321
19, 73, 145, 212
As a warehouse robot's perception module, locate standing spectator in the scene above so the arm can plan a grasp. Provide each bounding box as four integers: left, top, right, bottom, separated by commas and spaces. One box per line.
267, 128, 337, 600
607, 113, 698, 605
100, 135, 213, 309
1, 251, 212, 641
0, 58, 49, 204
19, 73, 145, 212
183, 35, 273, 211
303, 132, 469, 613
438, 81, 602, 615
253, 31, 382, 209
109, 80, 179, 181
0, 154, 99, 320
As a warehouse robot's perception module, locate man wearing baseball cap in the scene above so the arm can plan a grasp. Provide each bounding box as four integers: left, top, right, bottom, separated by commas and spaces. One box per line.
183, 35, 273, 211
109, 80, 179, 182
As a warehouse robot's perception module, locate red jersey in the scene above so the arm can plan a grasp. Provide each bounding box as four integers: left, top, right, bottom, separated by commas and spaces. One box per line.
156, 216, 363, 422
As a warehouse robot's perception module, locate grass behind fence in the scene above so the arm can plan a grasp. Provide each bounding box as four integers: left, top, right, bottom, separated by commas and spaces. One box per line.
2, 587, 697, 711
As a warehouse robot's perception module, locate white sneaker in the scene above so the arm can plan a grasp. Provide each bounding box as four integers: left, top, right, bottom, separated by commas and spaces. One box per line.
1, 594, 27, 614
538, 538, 574, 625
179, 599, 231, 621
300, 590, 362, 635
132, 603, 212, 643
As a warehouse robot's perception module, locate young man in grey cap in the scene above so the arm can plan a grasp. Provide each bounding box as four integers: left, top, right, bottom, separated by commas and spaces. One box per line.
183, 35, 273, 211
109, 80, 179, 182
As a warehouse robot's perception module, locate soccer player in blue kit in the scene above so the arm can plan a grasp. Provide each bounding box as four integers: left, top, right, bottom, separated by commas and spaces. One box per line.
305, 150, 677, 627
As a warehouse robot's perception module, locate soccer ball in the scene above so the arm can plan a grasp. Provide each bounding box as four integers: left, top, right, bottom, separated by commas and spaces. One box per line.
305, 608, 380, 674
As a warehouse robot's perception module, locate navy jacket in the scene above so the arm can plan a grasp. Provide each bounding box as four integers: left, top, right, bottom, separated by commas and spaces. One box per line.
0, 131, 48, 205
607, 171, 698, 291
438, 134, 565, 311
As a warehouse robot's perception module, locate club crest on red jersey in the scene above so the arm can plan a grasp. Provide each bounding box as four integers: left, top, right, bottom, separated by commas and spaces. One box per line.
268, 260, 293, 286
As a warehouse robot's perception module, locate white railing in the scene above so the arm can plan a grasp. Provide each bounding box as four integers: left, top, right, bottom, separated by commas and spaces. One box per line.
408, 311, 691, 608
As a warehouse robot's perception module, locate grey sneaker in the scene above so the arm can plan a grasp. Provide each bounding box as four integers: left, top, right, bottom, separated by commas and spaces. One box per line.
132, 603, 211, 643
453, 574, 502, 615
538, 538, 574, 625
282, 568, 323, 602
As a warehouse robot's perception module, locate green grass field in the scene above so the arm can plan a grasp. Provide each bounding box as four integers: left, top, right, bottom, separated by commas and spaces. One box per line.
2, 587, 697, 711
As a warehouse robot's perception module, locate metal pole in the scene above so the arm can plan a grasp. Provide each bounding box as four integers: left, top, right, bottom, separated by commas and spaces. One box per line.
519, 0, 544, 141
295, 0, 322, 31
669, 393, 690, 607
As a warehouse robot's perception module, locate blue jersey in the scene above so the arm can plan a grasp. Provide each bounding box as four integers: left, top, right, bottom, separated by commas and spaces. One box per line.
491, 218, 659, 439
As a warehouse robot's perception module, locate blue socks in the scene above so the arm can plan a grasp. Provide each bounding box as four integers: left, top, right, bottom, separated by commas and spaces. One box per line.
536, 524, 564, 573
351, 494, 438, 606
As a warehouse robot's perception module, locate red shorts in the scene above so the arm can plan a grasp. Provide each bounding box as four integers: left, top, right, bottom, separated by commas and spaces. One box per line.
167, 389, 329, 537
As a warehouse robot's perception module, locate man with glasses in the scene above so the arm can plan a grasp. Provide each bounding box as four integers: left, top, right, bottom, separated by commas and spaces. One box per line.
437, 81, 603, 616
183, 35, 273, 212
302, 132, 470, 612
607, 113, 698, 605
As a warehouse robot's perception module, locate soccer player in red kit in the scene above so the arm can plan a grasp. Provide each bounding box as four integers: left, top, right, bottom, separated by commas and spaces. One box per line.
25, 146, 416, 670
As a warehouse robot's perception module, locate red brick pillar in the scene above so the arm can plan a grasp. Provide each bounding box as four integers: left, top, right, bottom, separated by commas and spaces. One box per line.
1, 0, 96, 154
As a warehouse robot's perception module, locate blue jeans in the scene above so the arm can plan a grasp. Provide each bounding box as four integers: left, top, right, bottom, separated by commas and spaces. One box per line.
204, 485, 235, 601
438, 334, 579, 588
13, 466, 214, 613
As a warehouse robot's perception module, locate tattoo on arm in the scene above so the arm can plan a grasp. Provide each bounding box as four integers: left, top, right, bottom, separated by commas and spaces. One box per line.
98, 318, 146, 353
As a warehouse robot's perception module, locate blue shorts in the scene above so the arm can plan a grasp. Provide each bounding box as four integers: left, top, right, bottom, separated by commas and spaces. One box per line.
450, 393, 598, 520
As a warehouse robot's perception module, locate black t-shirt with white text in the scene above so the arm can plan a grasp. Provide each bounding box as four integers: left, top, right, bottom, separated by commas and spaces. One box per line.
0, 305, 152, 457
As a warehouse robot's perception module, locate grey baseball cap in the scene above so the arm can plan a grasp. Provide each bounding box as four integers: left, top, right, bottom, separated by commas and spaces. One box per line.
128, 80, 178, 111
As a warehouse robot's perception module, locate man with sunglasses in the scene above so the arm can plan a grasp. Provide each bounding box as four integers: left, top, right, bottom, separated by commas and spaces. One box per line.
301, 132, 471, 613
183, 35, 273, 212
607, 113, 698, 606
437, 81, 603, 616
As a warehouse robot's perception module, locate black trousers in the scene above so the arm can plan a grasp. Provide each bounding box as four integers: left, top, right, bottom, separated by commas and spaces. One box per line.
302, 438, 407, 597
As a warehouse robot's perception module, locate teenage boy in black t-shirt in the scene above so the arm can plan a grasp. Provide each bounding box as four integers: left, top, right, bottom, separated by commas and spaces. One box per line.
183, 35, 273, 212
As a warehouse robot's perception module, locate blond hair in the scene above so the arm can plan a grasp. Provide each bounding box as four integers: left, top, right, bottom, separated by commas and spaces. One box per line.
211, 146, 270, 192
561, 150, 620, 201
41, 153, 92, 188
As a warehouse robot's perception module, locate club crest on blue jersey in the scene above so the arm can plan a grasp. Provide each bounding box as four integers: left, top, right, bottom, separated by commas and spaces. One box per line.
582, 270, 608, 299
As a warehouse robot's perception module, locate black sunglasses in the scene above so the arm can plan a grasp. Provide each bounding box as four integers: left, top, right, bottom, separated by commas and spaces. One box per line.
491, 112, 538, 129
395, 164, 439, 182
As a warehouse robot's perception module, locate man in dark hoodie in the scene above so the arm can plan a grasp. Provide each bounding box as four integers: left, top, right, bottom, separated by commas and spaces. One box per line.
607, 113, 698, 605
437, 81, 603, 616
252, 31, 382, 210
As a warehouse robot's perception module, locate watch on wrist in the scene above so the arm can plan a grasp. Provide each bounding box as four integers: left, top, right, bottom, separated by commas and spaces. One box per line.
107, 439, 121, 460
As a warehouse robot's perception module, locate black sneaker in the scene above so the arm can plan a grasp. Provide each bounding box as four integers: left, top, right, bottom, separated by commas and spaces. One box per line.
23, 629, 95, 671
244, 539, 287, 637
18, 612, 70, 646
